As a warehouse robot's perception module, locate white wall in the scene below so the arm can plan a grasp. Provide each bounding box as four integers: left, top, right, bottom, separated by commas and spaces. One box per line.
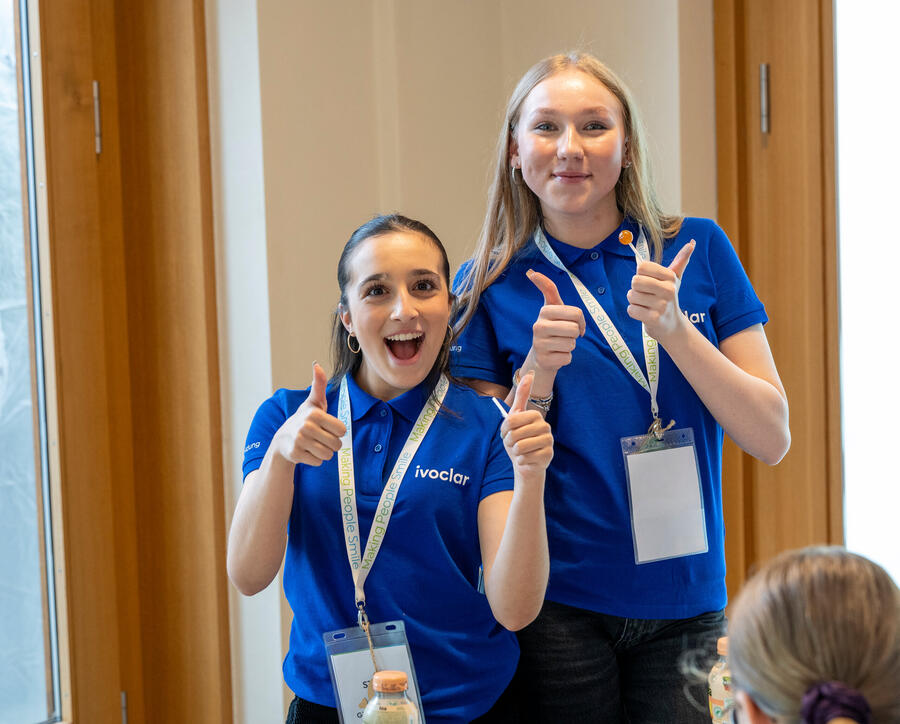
205, 1, 284, 722
208, 1, 717, 720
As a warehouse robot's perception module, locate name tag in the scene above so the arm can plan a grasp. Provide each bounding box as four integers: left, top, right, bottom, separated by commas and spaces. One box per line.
324, 620, 425, 722
621, 427, 708, 564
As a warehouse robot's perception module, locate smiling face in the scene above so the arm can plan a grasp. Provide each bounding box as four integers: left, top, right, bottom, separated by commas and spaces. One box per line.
510, 68, 628, 237
339, 231, 451, 401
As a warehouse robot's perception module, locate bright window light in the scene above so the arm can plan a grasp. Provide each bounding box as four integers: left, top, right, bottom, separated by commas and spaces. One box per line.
836, 0, 900, 585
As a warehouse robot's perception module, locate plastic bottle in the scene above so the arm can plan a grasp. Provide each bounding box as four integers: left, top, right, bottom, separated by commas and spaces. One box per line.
361, 670, 420, 724
708, 636, 734, 723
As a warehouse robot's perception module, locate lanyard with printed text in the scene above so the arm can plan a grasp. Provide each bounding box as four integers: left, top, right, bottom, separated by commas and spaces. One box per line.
336, 375, 448, 612
533, 226, 667, 428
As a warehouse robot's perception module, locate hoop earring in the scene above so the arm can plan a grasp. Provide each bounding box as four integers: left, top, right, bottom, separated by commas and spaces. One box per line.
510, 165, 521, 185
446, 324, 453, 340
346, 333, 361, 354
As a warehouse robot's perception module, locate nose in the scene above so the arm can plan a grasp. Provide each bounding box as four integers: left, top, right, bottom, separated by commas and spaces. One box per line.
557, 125, 584, 160
391, 289, 418, 321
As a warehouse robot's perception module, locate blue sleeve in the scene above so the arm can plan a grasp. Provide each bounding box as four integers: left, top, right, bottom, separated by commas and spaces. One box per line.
451, 264, 510, 386
478, 412, 515, 501
242, 388, 309, 480
706, 222, 769, 340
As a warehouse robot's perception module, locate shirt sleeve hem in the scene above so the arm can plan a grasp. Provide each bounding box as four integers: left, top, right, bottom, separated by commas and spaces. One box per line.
241, 455, 266, 481
717, 308, 769, 342
450, 364, 509, 387
478, 479, 515, 502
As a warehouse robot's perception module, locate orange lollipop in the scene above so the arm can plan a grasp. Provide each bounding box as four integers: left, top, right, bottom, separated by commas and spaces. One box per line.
618, 229, 640, 259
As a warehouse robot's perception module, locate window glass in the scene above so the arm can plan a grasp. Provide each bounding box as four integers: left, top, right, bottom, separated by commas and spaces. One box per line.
0, 1, 58, 721
836, 0, 900, 584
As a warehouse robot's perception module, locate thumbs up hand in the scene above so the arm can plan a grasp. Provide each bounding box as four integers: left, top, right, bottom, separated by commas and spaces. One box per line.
273, 362, 347, 467
626, 240, 695, 343
501, 371, 554, 477
525, 269, 586, 375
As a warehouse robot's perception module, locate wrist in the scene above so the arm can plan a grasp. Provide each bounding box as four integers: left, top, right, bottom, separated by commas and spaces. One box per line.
518, 352, 556, 399
513, 368, 554, 414
657, 311, 694, 350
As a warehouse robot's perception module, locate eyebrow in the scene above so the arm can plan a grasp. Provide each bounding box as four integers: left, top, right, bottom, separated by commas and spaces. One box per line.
357, 269, 440, 286
359, 273, 387, 286
529, 106, 616, 116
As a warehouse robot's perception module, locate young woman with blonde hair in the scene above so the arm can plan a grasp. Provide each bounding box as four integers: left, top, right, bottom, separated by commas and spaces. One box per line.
729, 546, 900, 723
452, 52, 790, 721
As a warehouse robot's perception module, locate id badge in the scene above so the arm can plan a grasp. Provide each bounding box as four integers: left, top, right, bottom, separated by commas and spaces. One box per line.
621, 427, 708, 564
323, 620, 425, 723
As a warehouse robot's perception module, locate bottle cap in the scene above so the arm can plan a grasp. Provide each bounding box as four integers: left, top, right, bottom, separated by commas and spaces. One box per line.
717, 636, 728, 656
372, 670, 409, 693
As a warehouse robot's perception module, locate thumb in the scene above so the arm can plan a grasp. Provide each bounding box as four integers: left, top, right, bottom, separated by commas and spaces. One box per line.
307, 362, 328, 410
526, 269, 564, 306
511, 371, 534, 413
668, 239, 696, 280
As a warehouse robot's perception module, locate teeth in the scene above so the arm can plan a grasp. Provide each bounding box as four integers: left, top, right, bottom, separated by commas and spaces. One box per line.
386, 333, 422, 341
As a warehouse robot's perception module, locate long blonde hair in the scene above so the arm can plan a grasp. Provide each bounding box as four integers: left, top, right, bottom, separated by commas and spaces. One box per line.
454, 51, 681, 335
729, 546, 900, 723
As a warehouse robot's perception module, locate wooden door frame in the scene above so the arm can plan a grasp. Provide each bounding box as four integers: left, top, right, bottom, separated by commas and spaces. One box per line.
713, 0, 842, 597
34, 0, 232, 720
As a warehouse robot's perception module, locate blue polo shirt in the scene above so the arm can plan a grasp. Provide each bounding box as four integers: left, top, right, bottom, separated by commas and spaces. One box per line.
451, 217, 767, 619
243, 374, 517, 723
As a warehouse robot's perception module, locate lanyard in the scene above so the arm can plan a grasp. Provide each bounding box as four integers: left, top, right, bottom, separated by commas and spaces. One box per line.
336, 375, 449, 610
533, 226, 663, 423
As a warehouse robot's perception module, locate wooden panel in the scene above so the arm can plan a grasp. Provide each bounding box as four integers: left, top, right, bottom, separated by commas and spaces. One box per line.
89, 0, 148, 720
714, 0, 840, 587
819, 0, 843, 545
713, 0, 751, 601
741, 0, 831, 561
38, 0, 231, 720
113, 0, 232, 720
38, 0, 138, 720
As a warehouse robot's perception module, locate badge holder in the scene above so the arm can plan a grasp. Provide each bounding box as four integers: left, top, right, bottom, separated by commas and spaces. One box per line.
621, 425, 708, 565
324, 619, 425, 723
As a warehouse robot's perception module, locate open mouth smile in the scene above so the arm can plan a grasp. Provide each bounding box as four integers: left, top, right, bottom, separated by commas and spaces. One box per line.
384, 332, 424, 362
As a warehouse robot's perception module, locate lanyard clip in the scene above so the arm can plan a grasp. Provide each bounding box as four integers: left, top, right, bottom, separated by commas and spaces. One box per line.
639, 416, 676, 452
648, 416, 676, 441
356, 600, 369, 630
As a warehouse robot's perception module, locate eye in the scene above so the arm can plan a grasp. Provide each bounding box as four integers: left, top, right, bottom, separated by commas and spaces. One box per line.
363, 283, 387, 298
585, 121, 609, 131
413, 278, 438, 292
534, 121, 556, 132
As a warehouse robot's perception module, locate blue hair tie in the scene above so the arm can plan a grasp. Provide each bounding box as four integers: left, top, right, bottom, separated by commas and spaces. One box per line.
800, 681, 871, 724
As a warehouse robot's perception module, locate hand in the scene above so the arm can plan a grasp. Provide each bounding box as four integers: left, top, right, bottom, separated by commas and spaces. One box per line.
525, 269, 586, 374
501, 371, 553, 476
272, 362, 346, 466
626, 240, 695, 342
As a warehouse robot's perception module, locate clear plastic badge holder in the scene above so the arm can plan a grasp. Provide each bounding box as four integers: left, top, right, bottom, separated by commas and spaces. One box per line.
621, 426, 708, 565
324, 619, 425, 723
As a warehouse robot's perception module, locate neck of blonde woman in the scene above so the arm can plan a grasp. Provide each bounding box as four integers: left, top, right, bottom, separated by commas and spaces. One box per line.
541, 204, 623, 250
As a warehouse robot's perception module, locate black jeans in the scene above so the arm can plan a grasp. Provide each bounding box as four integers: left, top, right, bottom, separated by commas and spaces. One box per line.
285, 672, 520, 723
513, 600, 725, 723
